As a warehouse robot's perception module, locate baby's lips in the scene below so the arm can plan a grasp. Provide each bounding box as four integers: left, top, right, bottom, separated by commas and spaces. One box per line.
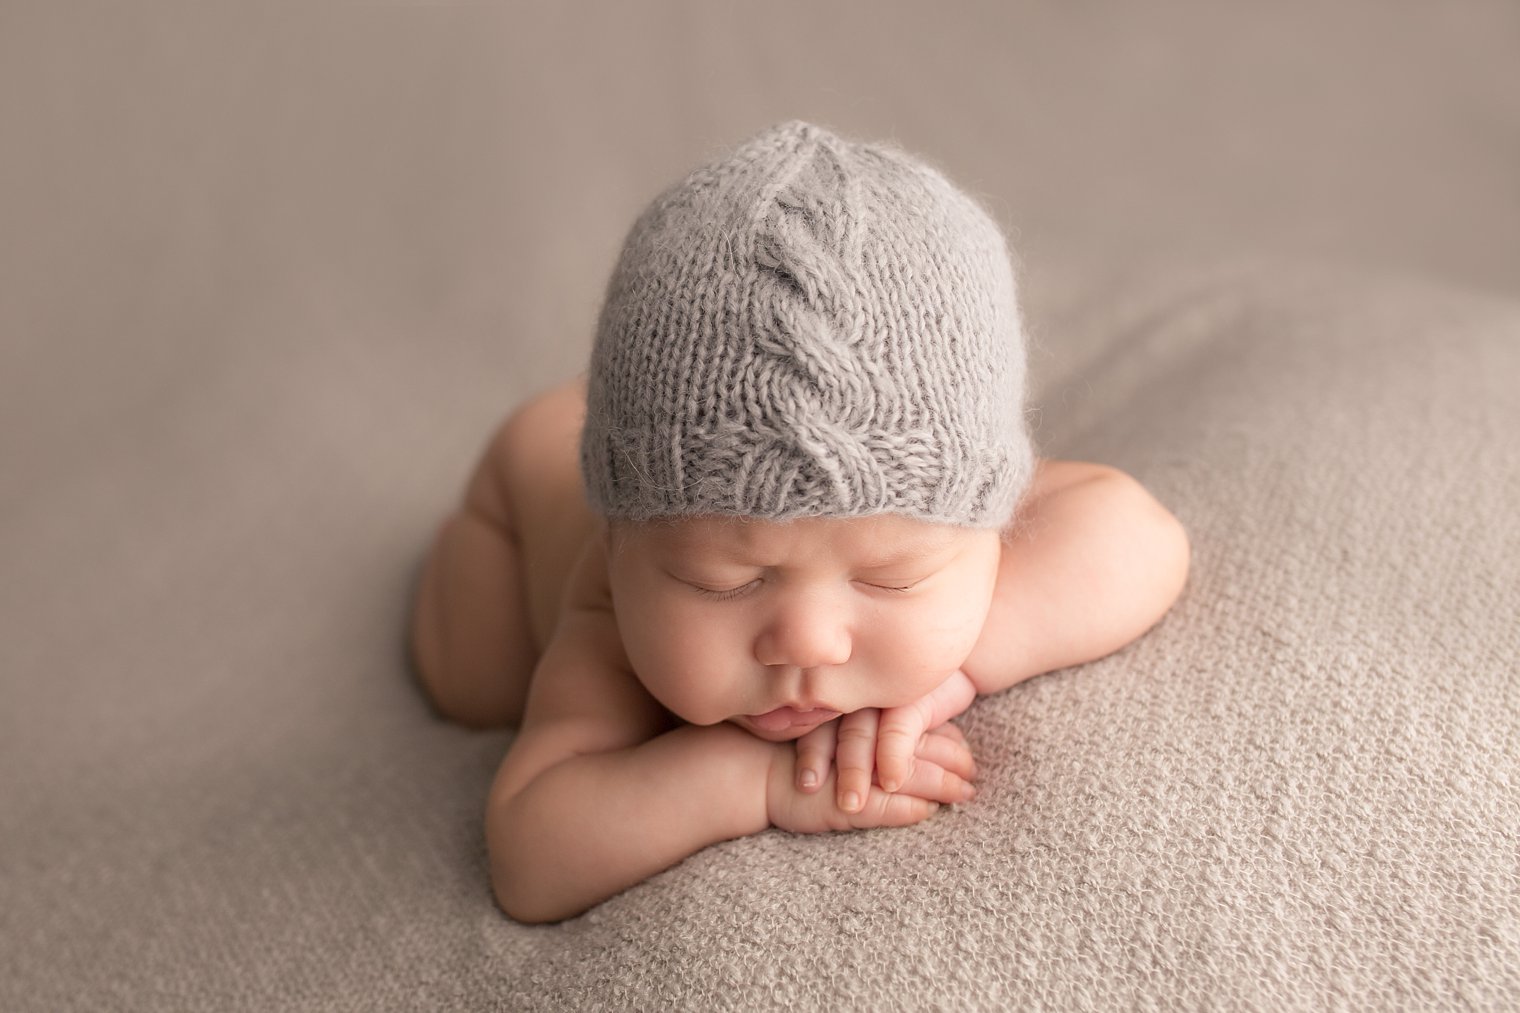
748, 705, 840, 732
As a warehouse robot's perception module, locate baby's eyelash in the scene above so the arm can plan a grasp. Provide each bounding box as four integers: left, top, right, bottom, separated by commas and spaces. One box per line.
692, 581, 758, 602
688, 579, 915, 600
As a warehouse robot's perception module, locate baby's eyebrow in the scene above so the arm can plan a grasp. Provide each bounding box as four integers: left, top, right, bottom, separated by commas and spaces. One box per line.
855, 543, 955, 570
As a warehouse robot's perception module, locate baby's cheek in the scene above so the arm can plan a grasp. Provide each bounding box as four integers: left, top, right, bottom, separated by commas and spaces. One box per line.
626, 636, 738, 726
933, 594, 995, 661
860, 636, 957, 707
872, 609, 983, 700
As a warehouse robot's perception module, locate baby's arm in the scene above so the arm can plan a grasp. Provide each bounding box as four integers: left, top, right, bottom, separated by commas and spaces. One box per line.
798, 460, 1191, 808
489, 539, 969, 924
961, 459, 1191, 694
488, 658, 770, 924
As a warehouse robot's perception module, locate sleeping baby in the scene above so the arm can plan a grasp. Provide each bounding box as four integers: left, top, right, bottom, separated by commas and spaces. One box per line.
408, 120, 1191, 923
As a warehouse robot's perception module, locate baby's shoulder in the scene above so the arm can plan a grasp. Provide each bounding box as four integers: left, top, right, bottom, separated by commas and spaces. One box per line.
1002, 459, 1124, 532
519, 537, 671, 745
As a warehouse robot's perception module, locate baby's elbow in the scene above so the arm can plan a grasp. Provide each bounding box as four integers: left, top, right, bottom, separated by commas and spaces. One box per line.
1119, 473, 1191, 619
489, 837, 573, 925
1079, 468, 1190, 636
1158, 507, 1191, 614
486, 803, 589, 924
493, 869, 557, 925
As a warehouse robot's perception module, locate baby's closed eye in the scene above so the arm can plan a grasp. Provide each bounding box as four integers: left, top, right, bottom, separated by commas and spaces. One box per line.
853, 580, 917, 594
688, 580, 760, 602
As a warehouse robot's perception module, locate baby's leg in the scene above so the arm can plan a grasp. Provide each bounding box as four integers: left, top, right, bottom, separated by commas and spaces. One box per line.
409, 377, 592, 728
409, 430, 538, 728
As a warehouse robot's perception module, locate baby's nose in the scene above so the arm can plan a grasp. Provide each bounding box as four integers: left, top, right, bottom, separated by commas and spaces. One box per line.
753, 601, 852, 670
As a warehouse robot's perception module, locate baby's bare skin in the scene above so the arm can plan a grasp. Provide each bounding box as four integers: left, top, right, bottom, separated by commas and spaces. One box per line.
411, 375, 1191, 921
411, 376, 594, 727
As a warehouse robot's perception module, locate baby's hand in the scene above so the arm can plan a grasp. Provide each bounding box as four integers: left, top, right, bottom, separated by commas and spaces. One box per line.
766, 722, 976, 834
795, 669, 979, 813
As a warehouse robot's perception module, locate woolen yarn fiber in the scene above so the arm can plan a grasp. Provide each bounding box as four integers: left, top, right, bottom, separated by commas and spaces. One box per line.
580, 119, 1034, 528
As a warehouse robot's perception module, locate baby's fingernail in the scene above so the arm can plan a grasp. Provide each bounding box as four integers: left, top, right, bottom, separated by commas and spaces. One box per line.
841, 791, 861, 812
881, 778, 900, 794
962, 784, 978, 801
799, 768, 818, 789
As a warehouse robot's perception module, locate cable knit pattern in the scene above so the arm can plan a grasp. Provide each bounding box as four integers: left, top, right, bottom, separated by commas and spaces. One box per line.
581, 120, 1033, 526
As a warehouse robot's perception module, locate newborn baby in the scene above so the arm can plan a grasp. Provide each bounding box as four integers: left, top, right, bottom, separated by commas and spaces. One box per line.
409, 120, 1190, 923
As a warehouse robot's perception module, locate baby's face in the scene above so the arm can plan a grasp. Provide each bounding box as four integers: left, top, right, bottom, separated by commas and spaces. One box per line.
605, 514, 1002, 742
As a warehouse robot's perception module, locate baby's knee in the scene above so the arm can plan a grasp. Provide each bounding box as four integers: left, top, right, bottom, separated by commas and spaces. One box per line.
409, 509, 531, 728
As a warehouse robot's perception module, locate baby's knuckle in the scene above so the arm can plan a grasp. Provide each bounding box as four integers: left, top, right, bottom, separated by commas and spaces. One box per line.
836, 725, 875, 746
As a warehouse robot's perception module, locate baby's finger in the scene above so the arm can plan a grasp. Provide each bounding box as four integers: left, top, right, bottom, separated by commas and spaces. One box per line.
834, 708, 879, 814
793, 720, 836, 793
929, 720, 967, 748
917, 725, 976, 783
897, 756, 977, 806
855, 789, 941, 829
875, 701, 930, 794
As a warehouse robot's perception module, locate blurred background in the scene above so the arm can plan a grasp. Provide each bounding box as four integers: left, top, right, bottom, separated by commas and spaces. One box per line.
2, 3, 1518, 1006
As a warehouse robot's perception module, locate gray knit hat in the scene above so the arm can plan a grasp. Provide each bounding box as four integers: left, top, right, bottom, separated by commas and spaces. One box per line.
581, 119, 1034, 528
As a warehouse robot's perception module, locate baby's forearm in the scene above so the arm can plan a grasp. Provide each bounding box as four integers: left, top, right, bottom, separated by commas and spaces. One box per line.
488, 722, 774, 924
